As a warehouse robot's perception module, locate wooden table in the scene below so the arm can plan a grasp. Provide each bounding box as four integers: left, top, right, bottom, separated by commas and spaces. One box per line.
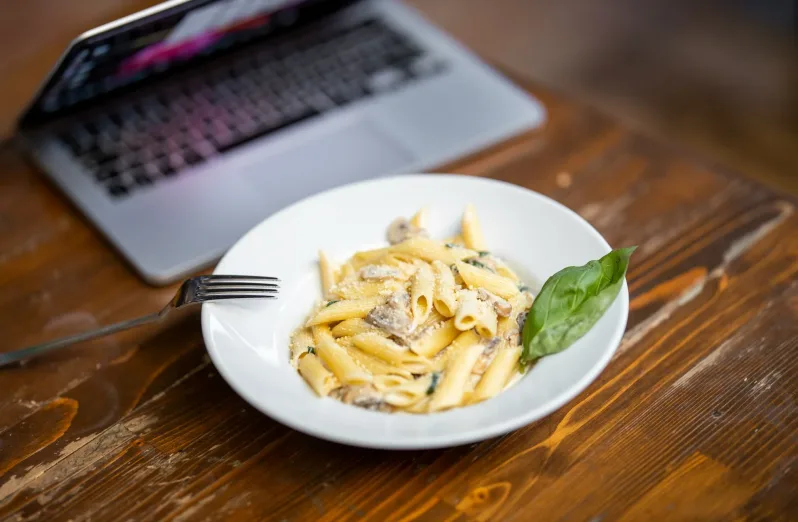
2, 14, 798, 522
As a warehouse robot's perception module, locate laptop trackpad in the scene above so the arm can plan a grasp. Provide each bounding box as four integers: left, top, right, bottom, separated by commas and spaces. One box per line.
250, 119, 414, 208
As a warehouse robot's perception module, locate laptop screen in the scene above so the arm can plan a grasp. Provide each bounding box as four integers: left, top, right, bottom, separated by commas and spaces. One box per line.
20, 0, 352, 126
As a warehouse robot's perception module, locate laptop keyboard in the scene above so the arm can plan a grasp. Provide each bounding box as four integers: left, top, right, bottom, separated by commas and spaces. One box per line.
57, 18, 447, 199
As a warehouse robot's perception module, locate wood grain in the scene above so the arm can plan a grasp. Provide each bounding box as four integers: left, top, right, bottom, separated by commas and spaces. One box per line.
1, 2, 797, 521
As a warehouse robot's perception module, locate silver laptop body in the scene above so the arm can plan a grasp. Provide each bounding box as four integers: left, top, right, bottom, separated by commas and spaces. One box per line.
16, 0, 545, 285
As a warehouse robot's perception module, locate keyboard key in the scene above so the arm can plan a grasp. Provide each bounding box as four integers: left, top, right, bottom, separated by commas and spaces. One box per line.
132, 169, 154, 186
409, 54, 447, 78
96, 165, 120, 181
108, 184, 129, 198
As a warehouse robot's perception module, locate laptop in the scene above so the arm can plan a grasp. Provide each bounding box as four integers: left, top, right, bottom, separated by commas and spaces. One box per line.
16, 0, 545, 285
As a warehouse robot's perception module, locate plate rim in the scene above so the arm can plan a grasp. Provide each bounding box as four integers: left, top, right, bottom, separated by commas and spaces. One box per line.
201, 173, 628, 449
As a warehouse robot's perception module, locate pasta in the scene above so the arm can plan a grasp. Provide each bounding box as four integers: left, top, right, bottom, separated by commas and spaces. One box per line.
289, 206, 535, 413
318, 250, 336, 299
298, 353, 339, 396
410, 262, 434, 326
431, 260, 458, 317
312, 325, 372, 385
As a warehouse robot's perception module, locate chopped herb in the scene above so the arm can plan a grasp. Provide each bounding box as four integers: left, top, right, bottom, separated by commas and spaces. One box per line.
426, 372, 441, 395
445, 243, 457, 249
464, 258, 492, 271
477, 250, 490, 257
450, 264, 459, 274
307, 346, 316, 354
518, 284, 530, 292
325, 300, 340, 307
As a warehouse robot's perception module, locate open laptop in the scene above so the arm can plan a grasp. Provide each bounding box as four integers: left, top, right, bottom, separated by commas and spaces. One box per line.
16, 0, 545, 285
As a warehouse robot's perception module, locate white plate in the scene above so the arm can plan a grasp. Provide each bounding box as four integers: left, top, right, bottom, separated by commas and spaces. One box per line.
201, 174, 628, 449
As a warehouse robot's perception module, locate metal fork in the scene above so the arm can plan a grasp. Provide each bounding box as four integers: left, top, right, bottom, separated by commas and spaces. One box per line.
0, 275, 278, 368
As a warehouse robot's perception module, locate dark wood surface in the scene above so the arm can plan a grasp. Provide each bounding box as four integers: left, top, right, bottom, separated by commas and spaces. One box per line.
2, 2, 798, 521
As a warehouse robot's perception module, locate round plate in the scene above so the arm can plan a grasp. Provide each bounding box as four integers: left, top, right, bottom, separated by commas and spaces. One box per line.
201, 174, 628, 449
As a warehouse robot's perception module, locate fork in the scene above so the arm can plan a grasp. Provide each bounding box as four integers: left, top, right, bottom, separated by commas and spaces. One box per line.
0, 275, 278, 368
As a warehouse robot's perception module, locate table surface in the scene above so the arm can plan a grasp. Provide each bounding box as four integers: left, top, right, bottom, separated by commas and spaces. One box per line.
1, 6, 798, 522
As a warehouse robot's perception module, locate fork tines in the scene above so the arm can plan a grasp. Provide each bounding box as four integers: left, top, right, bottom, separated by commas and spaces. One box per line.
198, 275, 279, 300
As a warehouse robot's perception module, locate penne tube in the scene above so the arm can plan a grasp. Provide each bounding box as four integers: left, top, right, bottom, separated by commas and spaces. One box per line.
290, 328, 315, 368
391, 237, 459, 265
429, 337, 484, 411
331, 279, 405, 300
410, 262, 434, 325
410, 207, 428, 228
318, 250, 337, 299
456, 261, 520, 300
474, 301, 498, 338
331, 318, 382, 338
312, 325, 372, 384
345, 346, 413, 378
431, 329, 481, 372
454, 290, 481, 331
472, 345, 522, 403
411, 319, 460, 358
306, 296, 385, 326
352, 333, 433, 373
384, 374, 434, 407
299, 353, 339, 396
461, 203, 486, 250
432, 260, 458, 317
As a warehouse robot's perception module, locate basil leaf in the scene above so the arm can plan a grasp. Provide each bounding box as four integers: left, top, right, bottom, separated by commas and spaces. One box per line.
521, 246, 636, 363
307, 346, 316, 354
325, 300, 340, 307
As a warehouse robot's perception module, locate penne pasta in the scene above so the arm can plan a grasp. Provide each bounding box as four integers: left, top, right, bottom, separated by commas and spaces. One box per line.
383, 374, 434, 407
433, 329, 481, 372
331, 318, 382, 338
410, 207, 428, 228
492, 257, 520, 282
391, 237, 459, 265
429, 336, 484, 411
454, 290, 481, 331
331, 279, 405, 300
306, 296, 385, 326
352, 333, 433, 373
318, 250, 337, 299
410, 319, 460, 358
290, 328, 315, 368
345, 345, 413, 378
421, 308, 446, 329
312, 325, 372, 385
410, 262, 434, 325
473, 300, 498, 338
299, 353, 339, 396
472, 344, 522, 403
461, 203, 486, 250
456, 261, 520, 300
431, 260, 458, 317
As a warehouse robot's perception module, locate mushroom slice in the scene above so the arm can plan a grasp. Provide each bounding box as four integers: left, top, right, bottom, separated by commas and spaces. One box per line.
365, 291, 414, 339
477, 289, 512, 317
386, 217, 428, 245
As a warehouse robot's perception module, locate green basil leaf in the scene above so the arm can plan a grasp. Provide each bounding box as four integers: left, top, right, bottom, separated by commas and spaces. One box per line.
521, 246, 636, 363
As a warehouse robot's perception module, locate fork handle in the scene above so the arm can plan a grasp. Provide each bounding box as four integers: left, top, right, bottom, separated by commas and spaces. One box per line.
0, 312, 163, 368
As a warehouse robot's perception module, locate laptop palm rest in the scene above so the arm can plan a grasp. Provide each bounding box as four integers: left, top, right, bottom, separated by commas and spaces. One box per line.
249, 119, 415, 210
